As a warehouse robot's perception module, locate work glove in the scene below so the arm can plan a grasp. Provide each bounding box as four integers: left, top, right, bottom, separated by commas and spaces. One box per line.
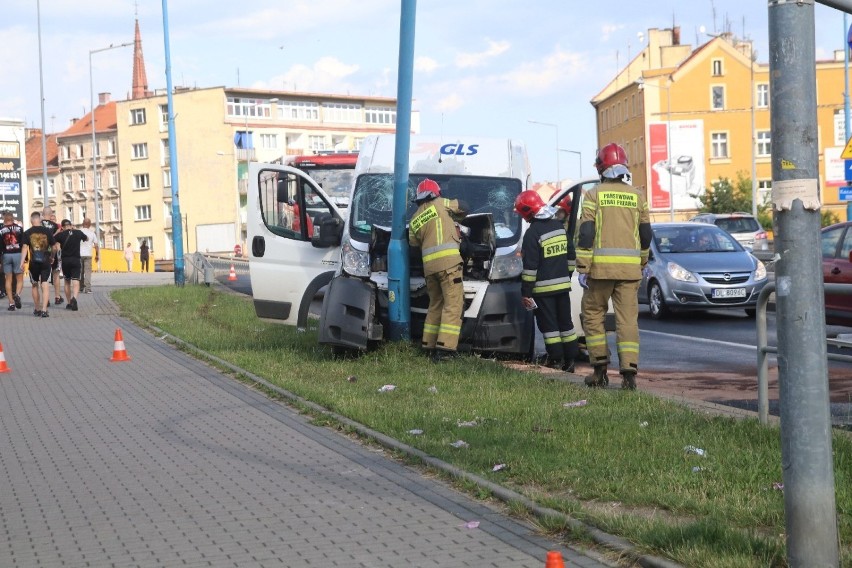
578, 273, 589, 289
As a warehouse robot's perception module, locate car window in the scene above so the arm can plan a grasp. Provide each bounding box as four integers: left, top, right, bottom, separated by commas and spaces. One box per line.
715, 217, 760, 233
821, 226, 845, 259
840, 228, 852, 261
654, 226, 740, 253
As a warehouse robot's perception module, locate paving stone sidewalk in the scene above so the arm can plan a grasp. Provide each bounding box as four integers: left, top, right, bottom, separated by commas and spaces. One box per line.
0, 274, 611, 568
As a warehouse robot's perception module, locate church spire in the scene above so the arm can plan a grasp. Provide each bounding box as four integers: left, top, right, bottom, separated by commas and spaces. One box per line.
131, 18, 150, 100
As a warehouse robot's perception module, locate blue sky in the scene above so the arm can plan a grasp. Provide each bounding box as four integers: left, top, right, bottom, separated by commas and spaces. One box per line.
2, 0, 847, 183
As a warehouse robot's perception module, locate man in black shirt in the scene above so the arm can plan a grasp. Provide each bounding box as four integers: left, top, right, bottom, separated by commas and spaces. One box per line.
41, 207, 63, 306
20, 212, 58, 317
54, 219, 88, 311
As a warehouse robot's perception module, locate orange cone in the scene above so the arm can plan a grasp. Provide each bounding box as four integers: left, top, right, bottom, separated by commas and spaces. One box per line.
228, 264, 238, 282
0, 342, 11, 373
109, 329, 131, 362
545, 551, 565, 568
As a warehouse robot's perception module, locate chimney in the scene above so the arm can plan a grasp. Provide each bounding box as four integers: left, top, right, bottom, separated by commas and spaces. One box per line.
98, 92, 111, 105
26, 128, 43, 140
70, 118, 78, 125
672, 26, 681, 46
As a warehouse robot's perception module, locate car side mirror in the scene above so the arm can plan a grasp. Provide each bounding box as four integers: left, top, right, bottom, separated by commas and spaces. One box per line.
311, 214, 343, 248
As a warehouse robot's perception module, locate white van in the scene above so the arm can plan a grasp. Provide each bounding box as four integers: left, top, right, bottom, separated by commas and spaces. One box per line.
247, 134, 603, 357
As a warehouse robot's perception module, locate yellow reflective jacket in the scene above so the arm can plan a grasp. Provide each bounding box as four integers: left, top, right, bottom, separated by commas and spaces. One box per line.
408, 197, 466, 275
576, 179, 651, 280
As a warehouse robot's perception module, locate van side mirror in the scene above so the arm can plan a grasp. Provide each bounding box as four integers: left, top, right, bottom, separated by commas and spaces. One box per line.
311, 214, 344, 248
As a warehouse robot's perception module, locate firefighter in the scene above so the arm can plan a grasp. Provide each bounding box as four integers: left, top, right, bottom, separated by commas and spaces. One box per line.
408, 178, 468, 362
554, 193, 576, 274
576, 143, 652, 389
515, 190, 578, 372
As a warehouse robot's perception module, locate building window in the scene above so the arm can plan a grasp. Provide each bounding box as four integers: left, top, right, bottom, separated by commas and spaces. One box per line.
111, 202, 120, 221
112, 236, 121, 250
95, 172, 102, 190
76, 144, 84, 159
278, 100, 319, 120
107, 139, 116, 156
756, 84, 769, 108
79, 206, 87, 220
638, 136, 645, 163
48, 179, 55, 196
65, 207, 73, 222
365, 106, 396, 125
96, 203, 103, 221
161, 139, 170, 165
323, 102, 362, 123
133, 173, 150, 190
159, 104, 169, 127
711, 85, 725, 111
78, 173, 86, 191
712, 59, 723, 76
135, 205, 152, 221
132, 143, 148, 159
130, 108, 147, 125
711, 132, 729, 158
308, 135, 327, 151
226, 97, 272, 118
61, 146, 71, 161
93, 141, 101, 157
758, 180, 772, 204
259, 133, 278, 149
64, 174, 72, 191
163, 168, 171, 188
34, 179, 43, 198
756, 130, 771, 157
108, 169, 118, 188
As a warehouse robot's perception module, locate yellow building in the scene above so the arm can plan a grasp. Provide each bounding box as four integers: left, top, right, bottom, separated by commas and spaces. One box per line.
592, 27, 850, 222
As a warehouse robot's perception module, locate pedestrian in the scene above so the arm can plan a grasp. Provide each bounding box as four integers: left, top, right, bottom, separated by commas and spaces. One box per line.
124, 242, 134, 272
41, 207, 64, 306
78, 218, 98, 293
54, 219, 88, 311
20, 211, 58, 318
408, 178, 468, 362
515, 190, 578, 372
576, 143, 652, 390
139, 241, 150, 272
0, 210, 24, 311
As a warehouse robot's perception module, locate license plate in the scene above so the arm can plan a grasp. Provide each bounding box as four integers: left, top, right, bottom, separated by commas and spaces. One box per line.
712, 288, 746, 299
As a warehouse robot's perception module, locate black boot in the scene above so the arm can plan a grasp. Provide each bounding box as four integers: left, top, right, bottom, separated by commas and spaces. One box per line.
621, 371, 637, 390
562, 360, 576, 373
585, 365, 609, 387
431, 349, 459, 363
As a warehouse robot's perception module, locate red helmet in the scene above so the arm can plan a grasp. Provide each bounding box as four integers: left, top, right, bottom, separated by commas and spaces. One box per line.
514, 190, 546, 221
557, 194, 573, 216
595, 143, 628, 174
414, 178, 441, 202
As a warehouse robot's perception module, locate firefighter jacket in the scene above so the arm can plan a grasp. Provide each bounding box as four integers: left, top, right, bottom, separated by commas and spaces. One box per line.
409, 197, 466, 276
576, 179, 652, 280
521, 217, 572, 297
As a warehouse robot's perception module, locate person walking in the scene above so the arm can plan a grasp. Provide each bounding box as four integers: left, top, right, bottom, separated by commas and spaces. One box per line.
41, 207, 64, 306
139, 241, 150, 272
515, 190, 578, 372
54, 219, 88, 312
78, 218, 98, 293
576, 143, 652, 390
20, 212, 58, 318
124, 242, 134, 272
408, 178, 468, 362
0, 210, 24, 311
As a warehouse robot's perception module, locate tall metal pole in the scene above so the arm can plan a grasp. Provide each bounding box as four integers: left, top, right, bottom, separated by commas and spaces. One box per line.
387, 0, 416, 340
36, 0, 49, 197
666, 87, 673, 221
558, 149, 582, 178
768, 2, 839, 566
162, 0, 185, 286
751, 49, 758, 217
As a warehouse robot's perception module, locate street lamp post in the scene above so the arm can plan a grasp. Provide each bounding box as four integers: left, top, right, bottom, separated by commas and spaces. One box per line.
558, 149, 582, 179
89, 42, 132, 260
637, 78, 674, 221
528, 120, 560, 188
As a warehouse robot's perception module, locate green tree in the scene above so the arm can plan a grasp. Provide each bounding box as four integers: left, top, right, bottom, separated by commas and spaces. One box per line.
698, 172, 754, 214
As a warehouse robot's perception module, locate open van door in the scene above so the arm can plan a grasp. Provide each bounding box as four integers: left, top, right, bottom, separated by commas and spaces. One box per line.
248, 163, 345, 329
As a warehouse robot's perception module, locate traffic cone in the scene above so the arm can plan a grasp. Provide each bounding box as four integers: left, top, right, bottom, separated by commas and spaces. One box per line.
109, 329, 131, 362
0, 342, 11, 373
228, 264, 238, 282
544, 551, 565, 568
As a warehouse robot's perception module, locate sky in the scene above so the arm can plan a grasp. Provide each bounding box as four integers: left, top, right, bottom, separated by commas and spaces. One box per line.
2, 0, 848, 184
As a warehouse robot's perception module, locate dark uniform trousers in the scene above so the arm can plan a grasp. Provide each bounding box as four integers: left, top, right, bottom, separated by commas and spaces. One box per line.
534, 293, 578, 364
422, 264, 464, 351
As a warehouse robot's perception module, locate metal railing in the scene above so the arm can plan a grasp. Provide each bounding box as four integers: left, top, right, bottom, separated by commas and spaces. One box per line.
757, 282, 852, 425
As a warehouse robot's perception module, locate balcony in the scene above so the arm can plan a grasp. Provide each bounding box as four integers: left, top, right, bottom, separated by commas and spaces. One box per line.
164, 216, 172, 229
238, 179, 248, 196
163, 187, 173, 199
236, 148, 256, 162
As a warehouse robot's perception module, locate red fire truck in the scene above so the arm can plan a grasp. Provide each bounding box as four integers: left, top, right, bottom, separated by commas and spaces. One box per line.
285, 152, 358, 208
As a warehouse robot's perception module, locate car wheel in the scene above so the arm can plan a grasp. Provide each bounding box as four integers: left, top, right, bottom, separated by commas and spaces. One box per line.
745, 308, 756, 318
648, 281, 670, 320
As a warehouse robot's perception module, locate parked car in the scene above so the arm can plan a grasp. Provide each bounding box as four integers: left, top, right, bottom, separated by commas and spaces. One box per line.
639, 223, 769, 319
821, 221, 852, 326
689, 212, 770, 252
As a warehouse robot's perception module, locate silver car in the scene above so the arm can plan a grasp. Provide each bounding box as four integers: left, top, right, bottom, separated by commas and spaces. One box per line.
639, 223, 769, 319
689, 212, 770, 251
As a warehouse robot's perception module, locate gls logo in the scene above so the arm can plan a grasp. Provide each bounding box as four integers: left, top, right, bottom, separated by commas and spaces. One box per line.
440, 143, 479, 156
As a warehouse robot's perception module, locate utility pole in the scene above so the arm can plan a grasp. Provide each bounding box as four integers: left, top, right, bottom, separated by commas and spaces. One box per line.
768, 1, 839, 566
162, 0, 185, 286
387, 0, 416, 341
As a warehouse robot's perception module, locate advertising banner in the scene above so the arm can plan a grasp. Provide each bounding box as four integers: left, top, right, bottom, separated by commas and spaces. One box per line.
0, 141, 23, 221
825, 146, 846, 187
647, 120, 706, 211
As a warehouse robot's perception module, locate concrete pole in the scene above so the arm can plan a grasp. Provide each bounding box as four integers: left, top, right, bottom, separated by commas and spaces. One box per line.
162, 0, 185, 286
768, 2, 839, 566
36, 0, 49, 197
387, 0, 416, 340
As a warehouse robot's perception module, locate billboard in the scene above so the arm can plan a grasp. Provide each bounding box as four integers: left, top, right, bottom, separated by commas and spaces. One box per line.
0, 141, 23, 221
647, 119, 706, 211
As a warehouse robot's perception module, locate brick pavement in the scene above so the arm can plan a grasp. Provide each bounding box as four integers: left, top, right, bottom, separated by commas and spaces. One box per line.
0, 274, 611, 568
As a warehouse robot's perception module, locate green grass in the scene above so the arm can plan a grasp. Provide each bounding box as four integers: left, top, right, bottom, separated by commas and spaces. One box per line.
113, 285, 852, 567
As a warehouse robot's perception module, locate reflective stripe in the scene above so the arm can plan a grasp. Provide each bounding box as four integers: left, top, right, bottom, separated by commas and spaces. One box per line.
576, 250, 593, 258
582, 202, 596, 210
423, 324, 439, 333
617, 341, 639, 353
591, 255, 641, 265
543, 331, 561, 345
598, 191, 638, 208
439, 323, 461, 336
535, 276, 572, 288
594, 248, 640, 257
586, 334, 607, 347
538, 229, 565, 243
423, 248, 461, 263
541, 234, 567, 258
533, 282, 571, 294
410, 205, 437, 233
521, 274, 536, 282
423, 242, 457, 257
561, 334, 578, 343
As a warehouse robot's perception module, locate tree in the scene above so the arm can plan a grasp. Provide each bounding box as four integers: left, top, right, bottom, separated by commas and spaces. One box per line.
698, 172, 754, 214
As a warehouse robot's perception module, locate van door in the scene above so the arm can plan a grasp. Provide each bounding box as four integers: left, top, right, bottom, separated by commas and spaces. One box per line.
248, 163, 344, 329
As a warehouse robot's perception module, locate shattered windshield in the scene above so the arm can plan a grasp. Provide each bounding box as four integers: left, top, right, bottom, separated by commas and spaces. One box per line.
303, 168, 354, 206
349, 174, 523, 247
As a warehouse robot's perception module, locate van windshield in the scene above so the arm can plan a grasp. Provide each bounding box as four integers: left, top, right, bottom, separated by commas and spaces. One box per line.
349, 174, 523, 247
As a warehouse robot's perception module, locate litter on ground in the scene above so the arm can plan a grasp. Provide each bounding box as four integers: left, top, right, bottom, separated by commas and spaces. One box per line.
563, 400, 588, 408
684, 445, 706, 457
450, 440, 470, 449
378, 384, 396, 393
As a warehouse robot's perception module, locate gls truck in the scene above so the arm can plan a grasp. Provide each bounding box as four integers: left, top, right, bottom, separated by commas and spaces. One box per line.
247, 134, 592, 357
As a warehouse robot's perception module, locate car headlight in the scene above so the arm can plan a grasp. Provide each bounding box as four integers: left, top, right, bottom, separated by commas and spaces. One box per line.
754, 260, 767, 281
489, 247, 524, 281
341, 235, 370, 278
667, 261, 697, 282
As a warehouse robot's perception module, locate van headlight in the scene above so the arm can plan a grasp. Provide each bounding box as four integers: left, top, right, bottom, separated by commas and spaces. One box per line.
754, 260, 767, 281
341, 235, 370, 278
489, 247, 524, 281
667, 262, 697, 282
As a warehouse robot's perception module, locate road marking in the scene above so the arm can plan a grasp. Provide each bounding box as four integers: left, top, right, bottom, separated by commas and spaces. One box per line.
640, 329, 759, 351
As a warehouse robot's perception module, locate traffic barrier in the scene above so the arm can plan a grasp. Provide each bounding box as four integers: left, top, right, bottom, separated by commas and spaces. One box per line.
228, 264, 238, 282
0, 342, 11, 373
544, 551, 565, 568
109, 329, 131, 362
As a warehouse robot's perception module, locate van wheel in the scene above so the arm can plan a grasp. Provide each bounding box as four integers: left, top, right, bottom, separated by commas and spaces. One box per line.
745, 308, 756, 318
648, 282, 670, 320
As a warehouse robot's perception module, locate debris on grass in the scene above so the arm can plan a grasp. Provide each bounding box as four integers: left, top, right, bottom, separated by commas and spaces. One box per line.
639, 421, 649, 428
457, 419, 478, 428
684, 445, 706, 457
492, 463, 507, 472
407, 429, 424, 436
428, 385, 438, 394
773, 482, 784, 491
378, 384, 396, 393
563, 400, 588, 409
450, 440, 470, 449
346, 375, 358, 383
692, 466, 703, 473
532, 425, 553, 433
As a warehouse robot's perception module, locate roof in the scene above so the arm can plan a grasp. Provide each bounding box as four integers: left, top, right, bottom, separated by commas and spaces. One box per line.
58, 101, 117, 139
25, 132, 59, 175
225, 87, 397, 105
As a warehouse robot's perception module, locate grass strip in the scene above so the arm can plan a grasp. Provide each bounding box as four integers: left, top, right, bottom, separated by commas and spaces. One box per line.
112, 285, 852, 568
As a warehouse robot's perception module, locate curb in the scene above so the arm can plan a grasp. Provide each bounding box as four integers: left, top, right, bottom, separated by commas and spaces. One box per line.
145, 324, 683, 568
